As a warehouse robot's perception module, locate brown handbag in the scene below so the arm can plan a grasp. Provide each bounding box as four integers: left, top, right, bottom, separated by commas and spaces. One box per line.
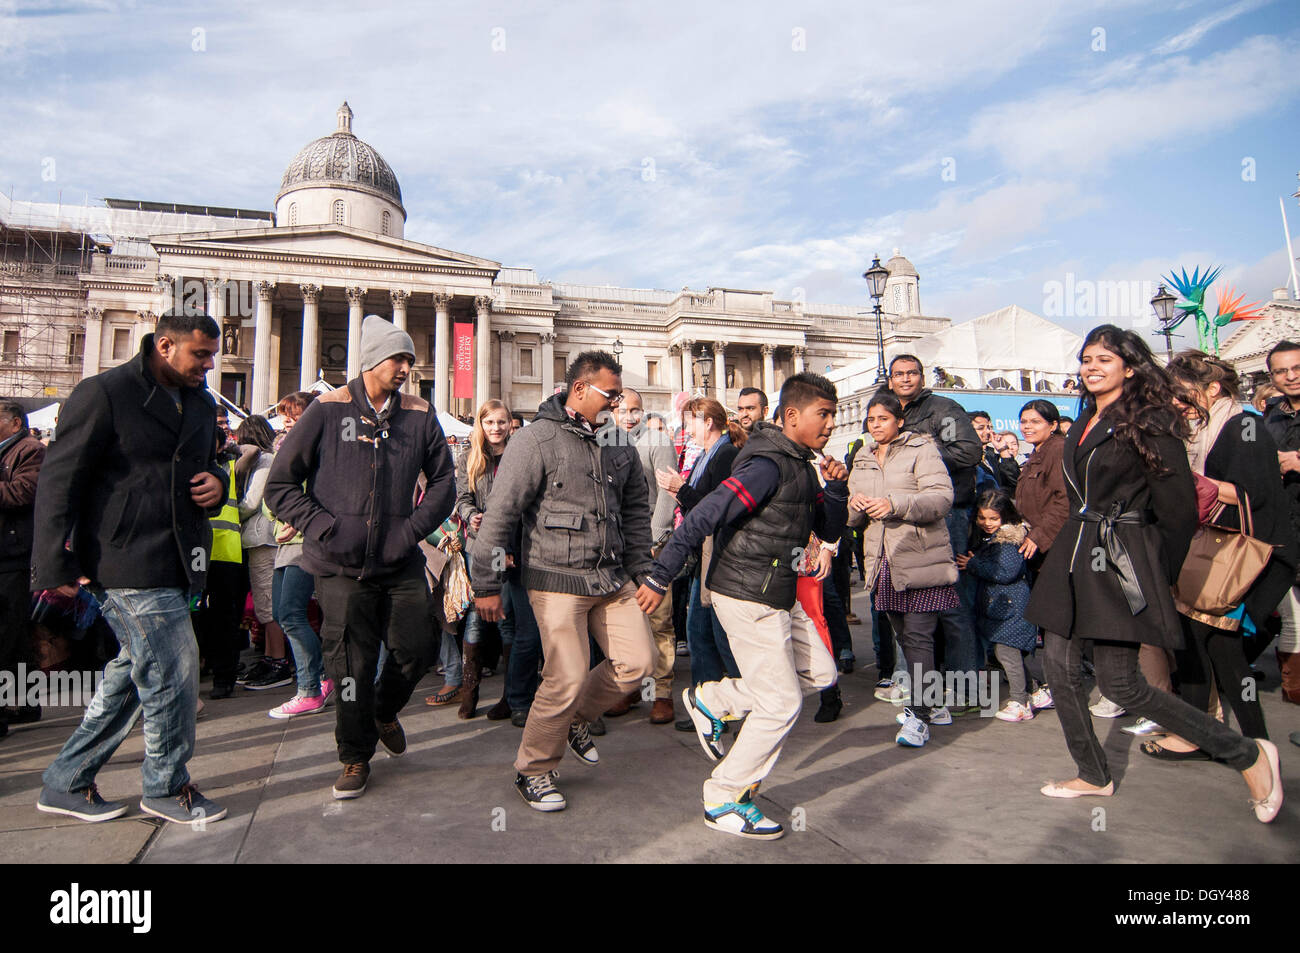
1172, 490, 1275, 629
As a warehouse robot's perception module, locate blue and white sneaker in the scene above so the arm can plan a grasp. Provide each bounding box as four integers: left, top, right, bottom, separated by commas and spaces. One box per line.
703, 787, 784, 840
895, 708, 930, 747
37, 784, 128, 823
683, 686, 726, 762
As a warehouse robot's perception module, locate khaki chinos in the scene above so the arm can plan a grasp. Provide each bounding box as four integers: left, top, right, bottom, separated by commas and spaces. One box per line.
696, 592, 837, 804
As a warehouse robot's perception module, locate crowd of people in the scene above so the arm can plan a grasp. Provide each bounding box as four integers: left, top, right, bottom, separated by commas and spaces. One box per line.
0, 309, 1292, 841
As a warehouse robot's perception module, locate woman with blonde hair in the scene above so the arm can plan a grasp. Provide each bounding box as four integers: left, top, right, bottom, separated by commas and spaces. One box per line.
427, 399, 515, 718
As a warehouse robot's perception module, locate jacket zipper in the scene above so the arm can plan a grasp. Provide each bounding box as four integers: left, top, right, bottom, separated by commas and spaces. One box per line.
1065, 446, 1094, 573
760, 557, 779, 594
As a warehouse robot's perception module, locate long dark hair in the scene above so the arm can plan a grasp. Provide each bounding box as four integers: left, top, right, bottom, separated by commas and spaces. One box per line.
1078, 324, 1189, 473
971, 488, 1022, 543
236, 415, 276, 453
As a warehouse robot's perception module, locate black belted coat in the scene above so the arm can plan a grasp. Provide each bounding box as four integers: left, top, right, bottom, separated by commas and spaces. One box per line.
1024, 406, 1197, 649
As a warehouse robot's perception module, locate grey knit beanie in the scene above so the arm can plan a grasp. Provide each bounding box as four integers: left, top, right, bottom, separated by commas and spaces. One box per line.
359, 314, 415, 371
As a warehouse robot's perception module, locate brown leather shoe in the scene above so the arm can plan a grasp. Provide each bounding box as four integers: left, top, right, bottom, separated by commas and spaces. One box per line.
605, 690, 640, 717
650, 698, 675, 724
1279, 650, 1300, 704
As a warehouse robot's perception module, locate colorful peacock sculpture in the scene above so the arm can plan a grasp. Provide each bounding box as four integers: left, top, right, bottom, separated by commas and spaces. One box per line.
1161, 265, 1264, 355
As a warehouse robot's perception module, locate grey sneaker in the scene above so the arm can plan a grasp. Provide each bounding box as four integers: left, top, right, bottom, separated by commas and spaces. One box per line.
140, 783, 227, 826
376, 718, 406, 757
37, 784, 128, 823
515, 770, 565, 812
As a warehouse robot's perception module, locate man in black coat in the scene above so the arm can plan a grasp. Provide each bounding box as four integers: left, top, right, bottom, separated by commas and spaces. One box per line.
0, 400, 46, 737
888, 355, 985, 687
265, 315, 455, 800
970, 410, 1020, 490
34, 312, 230, 826
1262, 340, 1300, 700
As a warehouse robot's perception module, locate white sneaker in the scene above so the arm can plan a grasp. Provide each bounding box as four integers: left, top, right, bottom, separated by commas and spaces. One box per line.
1121, 716, 1164, 736
1029, 686, 1054, 710
1089, 697, 1126, 719
897, 706, 951, 726
875, 683, 910, 705
996, 701, 1035, 722
703, 789, 784, 840
895, 708, 930, 747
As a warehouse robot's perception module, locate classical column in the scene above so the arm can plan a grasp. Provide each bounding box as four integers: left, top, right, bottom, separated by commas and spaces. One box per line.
390, 289, 409, 331
761, 343, 775, 394
299, 283, 321, 390
474, 295, 492, 403
345, 286, 366, 380
251, 282, 276, 411
269, 315, 282, 406
792, 345, 806, 374
679, 339, 695, 393
205, 279, 225, 390
669, 345, 683, 392
154, 274, 174, 315
496, 329, 515, 407
541, 332, 556, 396
433, 292, 452, 409
81, 307, 103, 378
134, 311, 155, 351
713, 341, 728, 403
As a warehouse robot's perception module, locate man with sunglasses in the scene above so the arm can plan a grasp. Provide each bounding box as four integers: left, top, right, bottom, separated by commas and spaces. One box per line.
469, 350, 655, 812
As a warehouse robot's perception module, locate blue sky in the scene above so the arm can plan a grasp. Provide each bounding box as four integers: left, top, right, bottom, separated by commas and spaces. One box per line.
2, 0, 1297, 336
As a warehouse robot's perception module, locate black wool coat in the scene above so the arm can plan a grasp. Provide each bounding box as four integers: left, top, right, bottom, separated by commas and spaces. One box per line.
1024, 406, 1197, 649
31, 335, 228, 596
1201, 412, 1297, 632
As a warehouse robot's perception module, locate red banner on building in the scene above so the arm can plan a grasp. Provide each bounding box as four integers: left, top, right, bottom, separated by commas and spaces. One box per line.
453, 322, 474, 399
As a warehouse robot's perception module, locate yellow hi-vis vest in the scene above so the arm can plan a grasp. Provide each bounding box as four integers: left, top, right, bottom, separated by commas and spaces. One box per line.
210, 459, 242, 564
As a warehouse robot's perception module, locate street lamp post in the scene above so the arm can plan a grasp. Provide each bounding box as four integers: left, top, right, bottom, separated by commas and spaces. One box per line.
692, 344, 712, 394
611, 338, 623, 361
863, 255, 891, 385
1149, 283, 1179, 362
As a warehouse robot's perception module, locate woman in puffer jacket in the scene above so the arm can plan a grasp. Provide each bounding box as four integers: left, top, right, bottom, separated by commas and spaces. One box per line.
847, 392, 958, 744
957, 489, 1040, 723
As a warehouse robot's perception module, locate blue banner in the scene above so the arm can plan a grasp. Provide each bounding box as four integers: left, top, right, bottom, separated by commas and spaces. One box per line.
935, 390, 1082, 439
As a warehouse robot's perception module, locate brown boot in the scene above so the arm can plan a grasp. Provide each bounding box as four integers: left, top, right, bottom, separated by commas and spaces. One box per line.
486, 644, 512, 720
458, 641, 481, 719
1279, 650, 1300, 704
605, 689, 639, 717
650, 697, 675, 724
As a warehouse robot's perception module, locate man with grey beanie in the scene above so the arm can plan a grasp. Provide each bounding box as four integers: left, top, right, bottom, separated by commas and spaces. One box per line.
266, 315, 455, 800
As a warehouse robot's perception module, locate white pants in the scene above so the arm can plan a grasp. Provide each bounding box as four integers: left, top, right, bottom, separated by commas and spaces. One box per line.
698, 592, 837, 804
1276, 586, 1300, 653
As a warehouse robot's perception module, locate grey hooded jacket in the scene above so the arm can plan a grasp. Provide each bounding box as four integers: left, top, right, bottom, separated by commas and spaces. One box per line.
468, 393, 653, 597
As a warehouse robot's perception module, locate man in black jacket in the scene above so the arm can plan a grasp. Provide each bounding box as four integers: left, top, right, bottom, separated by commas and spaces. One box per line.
265, 315, 455, 800
970, 410, 1020, 490
888, 355, 985, 689
1263, 340, 1300, 701
0, 400, 45, 737
35, 312, 229, 826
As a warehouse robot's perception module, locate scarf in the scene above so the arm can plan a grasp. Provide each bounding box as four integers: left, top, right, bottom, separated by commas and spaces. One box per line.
1185, 396, 1236, 476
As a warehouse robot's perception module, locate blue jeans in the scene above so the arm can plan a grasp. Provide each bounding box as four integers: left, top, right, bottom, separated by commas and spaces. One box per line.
273, 566, 321, 695
439, 633, 462, 687
43, 588, 197, 799
941, 506, 981, 677
687, 576, 739, 685
505, 579, 541, 711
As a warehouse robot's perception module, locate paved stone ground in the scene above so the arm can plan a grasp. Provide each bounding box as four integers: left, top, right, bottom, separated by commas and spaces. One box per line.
2, 595, 1297, 864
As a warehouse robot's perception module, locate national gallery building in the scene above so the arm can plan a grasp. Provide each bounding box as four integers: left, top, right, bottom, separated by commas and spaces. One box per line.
0, 103, 955, 418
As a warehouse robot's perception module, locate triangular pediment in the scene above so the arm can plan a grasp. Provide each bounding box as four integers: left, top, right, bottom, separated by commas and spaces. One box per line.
153, 224, 500, 272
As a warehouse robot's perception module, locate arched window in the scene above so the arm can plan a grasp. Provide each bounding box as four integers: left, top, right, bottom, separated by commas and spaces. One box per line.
1035, 379, 1054, 392
332, 199, 346, 225
987, 376, 1012, 390
288, 203, 298, 226
381, 210, 391, 236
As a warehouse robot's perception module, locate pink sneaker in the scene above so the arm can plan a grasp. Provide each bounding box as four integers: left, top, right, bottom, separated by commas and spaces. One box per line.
320, 679, 336, 703
996, 701, 1035, 722
269, 692, 329, 719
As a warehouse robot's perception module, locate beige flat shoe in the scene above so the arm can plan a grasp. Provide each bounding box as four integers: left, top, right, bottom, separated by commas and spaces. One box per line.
1249, 739, 1284, 824
1040, 779, 1114, 798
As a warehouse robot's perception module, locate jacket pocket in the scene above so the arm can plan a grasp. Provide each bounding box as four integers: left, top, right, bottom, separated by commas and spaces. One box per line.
323, 514, 368, 568
540, 510, 584, 568
105, 493, 138, 547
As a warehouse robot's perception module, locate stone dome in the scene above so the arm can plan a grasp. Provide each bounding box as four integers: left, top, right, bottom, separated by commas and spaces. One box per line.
885, 247, 918, 278
276, 103, 404, 210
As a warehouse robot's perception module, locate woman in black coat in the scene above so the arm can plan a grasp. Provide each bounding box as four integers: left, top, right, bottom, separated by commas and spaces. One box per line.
1140, 352, 1297, 758
1024, 325, 1283, 823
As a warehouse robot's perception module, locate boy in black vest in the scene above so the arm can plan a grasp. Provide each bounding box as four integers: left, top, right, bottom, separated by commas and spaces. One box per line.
637, 373, 847, 840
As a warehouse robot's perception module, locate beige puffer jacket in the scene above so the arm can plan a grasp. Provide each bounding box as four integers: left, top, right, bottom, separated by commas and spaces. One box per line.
847, 430, 958, 593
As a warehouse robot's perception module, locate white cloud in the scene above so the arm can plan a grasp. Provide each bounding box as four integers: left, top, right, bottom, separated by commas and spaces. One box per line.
1153, 0, 1270, 55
